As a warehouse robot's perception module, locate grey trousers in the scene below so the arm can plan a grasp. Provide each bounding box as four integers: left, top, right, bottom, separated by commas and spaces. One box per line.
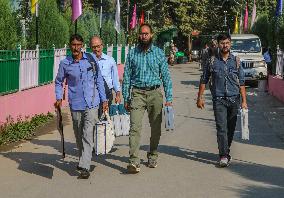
70, 108, 99, 170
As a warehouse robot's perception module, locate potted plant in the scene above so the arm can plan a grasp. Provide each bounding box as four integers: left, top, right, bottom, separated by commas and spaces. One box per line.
256, 73, 267, 92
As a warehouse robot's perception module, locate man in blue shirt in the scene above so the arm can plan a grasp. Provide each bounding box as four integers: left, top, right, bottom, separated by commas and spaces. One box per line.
55, 34, 108, 179
90, 36, 121, 117
197, 33, 248, 167
122, 24, 173, 173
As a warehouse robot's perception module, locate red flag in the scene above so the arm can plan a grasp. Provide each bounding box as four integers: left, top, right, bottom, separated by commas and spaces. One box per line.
139, 10, 145, 25
130, 4, 137, 29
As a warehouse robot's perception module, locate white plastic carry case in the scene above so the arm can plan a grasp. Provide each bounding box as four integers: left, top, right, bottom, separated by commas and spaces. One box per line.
164, 106, 174, 130
94, 113, 115, 155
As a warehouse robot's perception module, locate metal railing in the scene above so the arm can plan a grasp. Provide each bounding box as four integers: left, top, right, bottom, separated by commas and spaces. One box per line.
276, 48, 284, 78
0, 45, 130, 95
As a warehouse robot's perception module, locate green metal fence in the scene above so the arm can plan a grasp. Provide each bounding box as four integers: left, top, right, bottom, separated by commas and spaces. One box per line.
0, 50, 20, 95
112, 46, 118, 63
39, 49, 54, 85
121, 47, 126, 64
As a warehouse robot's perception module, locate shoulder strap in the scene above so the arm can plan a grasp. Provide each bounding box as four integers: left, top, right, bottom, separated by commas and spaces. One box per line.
235, 56, 240, 69
86, 53, 98, 76
209, 55, 215, 72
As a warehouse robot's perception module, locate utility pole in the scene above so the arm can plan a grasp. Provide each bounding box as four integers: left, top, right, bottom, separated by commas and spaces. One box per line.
146, 11, 152, 22
99, 0, 102, 37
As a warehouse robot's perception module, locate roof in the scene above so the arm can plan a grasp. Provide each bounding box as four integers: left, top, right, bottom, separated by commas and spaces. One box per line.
231, 34, 260, 39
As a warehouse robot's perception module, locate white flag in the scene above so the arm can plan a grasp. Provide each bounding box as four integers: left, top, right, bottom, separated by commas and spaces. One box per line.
115, 0, 120, 33
251, 0, 257, 29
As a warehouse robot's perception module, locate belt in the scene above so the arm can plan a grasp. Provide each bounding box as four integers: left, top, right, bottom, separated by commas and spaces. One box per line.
133, 85, 160, 91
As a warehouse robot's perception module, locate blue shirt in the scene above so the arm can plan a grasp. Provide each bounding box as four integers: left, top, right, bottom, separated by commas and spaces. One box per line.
200, 53, 245, 98
92, 53, 121, 92
263, 51, 272, 63
122, 44, 173, 102
55, 53, 107, 111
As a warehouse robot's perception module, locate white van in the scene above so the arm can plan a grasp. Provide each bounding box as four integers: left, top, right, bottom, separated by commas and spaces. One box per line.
231, 34, 267, 81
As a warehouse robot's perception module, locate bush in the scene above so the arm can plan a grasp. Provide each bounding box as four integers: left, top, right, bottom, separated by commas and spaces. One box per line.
0, 113, 53, 146
251, 14, 270, 48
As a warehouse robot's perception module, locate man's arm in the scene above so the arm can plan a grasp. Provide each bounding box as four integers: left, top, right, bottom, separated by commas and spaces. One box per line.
96, 64, 108, 111
238, 62, 248, 109
159, 51, 173, 106
54, 62, 65, 108
111, 58, 121, 104
122, 53, 132, 110
196, 58, 211, 109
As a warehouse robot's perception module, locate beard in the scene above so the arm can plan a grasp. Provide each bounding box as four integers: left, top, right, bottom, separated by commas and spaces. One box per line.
138, 37, 153, 50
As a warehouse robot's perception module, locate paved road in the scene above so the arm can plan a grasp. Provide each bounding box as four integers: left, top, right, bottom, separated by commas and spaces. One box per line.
1, 62, 284, 198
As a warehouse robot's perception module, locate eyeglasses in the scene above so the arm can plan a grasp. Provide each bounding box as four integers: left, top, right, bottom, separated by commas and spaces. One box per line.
91, 44, 102, 49
139, 33, 150, 36
220, 41, 231, 45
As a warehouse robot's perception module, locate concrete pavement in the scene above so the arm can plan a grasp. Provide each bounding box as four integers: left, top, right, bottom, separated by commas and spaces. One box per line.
0, 62, 284, 198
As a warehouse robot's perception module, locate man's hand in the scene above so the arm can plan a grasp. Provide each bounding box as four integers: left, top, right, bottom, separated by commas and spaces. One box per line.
54, 99, 62, 109
165, 101, 172, 106
124, 102, 130, 112
102, 101, 108, 112
196, 98, 205, 109
115, 92, 121, 104
241, 101, 248, 109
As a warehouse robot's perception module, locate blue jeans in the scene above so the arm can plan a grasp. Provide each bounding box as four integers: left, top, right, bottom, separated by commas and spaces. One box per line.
213, 97, 240, 158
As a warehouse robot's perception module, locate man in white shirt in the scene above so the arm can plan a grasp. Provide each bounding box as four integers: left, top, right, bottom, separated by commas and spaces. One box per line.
90, 36, 121, 116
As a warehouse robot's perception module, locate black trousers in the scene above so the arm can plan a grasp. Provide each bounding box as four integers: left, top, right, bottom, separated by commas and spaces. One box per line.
213, 97, 240, 158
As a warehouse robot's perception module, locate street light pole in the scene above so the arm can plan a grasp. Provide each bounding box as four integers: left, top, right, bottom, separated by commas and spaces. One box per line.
99, 0, 102, 37
146, 11, 152, 22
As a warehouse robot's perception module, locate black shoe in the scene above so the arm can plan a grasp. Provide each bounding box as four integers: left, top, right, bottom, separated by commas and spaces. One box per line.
127, 163, 140, 174
77, 165, 83, 171
78, 168, 90, 179
147, 158, 158, 168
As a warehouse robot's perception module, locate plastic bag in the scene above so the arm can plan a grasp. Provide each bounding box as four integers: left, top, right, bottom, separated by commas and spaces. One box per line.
240, 108, 249, 140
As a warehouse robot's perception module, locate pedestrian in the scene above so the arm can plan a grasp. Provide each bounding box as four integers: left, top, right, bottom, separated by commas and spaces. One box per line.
196, 33, 248, 167
263, 47, 272, 75
199, 40, 218, 71
122, 24, 173, 173
54, 34, 108, 179
199, 42, 209, 70
89, 36, 121, 118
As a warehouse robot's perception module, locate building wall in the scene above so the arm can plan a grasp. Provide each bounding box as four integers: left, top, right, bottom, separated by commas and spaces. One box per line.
268, 75, 284, 103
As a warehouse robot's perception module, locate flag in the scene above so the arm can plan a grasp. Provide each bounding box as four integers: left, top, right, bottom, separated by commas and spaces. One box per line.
115, 0, 121, 33
31, 0, 38, 14
239, 12, 243, 34
130, 4, 137, 29
139, 10, 145, 25
72, 0, 82, 22
251, 0, 257, 29
233, 14, 239, 34
276, 0, 283, 16
244, 1, 249, 32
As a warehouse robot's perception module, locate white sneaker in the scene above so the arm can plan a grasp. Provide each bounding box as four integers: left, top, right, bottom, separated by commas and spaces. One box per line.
219, 157, 229, 167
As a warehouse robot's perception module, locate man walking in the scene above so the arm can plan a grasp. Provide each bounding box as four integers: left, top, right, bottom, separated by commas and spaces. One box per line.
90, 36, 121, 117
55, 34, 108, 179
122, 24, 173, 173
197, 33, 248, 167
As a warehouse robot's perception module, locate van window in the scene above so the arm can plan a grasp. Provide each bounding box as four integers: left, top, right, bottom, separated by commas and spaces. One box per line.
231, 38, 261, 53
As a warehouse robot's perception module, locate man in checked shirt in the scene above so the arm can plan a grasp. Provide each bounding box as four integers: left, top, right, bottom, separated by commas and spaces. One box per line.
122, 24, 173, 174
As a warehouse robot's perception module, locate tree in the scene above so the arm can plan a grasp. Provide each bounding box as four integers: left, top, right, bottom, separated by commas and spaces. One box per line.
0, 0, 18, 49
251, 14, 270, 47
28, 0, 69, 49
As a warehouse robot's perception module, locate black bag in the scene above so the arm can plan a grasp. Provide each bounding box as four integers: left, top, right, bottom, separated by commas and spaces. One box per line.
86, 53, 112, 99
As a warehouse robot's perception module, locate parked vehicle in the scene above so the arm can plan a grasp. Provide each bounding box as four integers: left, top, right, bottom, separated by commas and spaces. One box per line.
231, 34, 267, 82
191, 49, 200, 61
